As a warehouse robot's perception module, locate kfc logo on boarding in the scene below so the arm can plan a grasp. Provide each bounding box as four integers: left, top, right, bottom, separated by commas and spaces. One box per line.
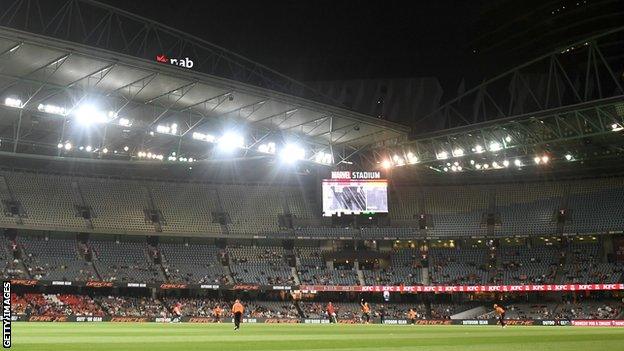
156, 55, 194, 69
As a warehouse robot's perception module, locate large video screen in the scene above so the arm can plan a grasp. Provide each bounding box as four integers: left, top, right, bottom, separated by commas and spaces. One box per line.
322, 178, 388, 216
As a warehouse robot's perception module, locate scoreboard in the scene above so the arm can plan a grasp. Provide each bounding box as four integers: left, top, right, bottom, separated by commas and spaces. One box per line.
322, 171, 388, 216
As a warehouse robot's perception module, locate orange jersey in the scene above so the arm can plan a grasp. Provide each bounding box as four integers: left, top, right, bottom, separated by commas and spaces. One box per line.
232, 302, 244, 314
407, 310, 416, 319
362, 304, 370, 313
495, 306, 505, 315
213, 307, 222, 316
173, 306, 181, 315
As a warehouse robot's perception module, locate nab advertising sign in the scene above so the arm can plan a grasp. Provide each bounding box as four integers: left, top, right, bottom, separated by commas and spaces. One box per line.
156, 55, 194, 69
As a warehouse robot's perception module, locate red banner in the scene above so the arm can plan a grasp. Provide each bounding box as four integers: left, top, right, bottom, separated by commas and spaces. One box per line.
299, 283, 624, 293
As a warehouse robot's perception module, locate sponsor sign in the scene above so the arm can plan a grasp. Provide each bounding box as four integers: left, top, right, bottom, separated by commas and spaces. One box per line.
272, 286, 292, 290
9, 279, 37, 287
571, 320, 624, 327
51, 281, 72, 286
301, 283, 624, 293
110, 317, 150, 323
85, 281, 114, 288
199, 285, 219, 290
75, 316, 104, 322
155, 55, 194, 69
232, 285, 260, 291
159, 284, 188, 290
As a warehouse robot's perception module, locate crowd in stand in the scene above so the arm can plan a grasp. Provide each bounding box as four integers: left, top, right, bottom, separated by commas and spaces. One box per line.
11, 293, 105, 316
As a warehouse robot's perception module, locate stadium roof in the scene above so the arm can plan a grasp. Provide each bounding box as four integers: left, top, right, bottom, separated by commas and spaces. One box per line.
0, 15, 409, 166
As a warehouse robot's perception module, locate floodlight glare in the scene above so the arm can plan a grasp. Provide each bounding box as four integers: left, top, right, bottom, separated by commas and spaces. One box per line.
503, 160, 510, 167
74, 104, 109, 125
489, 141, 502, 152
217, 132, 244, 151
4, 97, 22, 108
381, 160, 392, 169
474, 145, 484, 153
541, 155, 549, 163
38, 103, 66, 115
406, 152, 418, 164
64, 142, 72, 151
279, 143, 305, 163
314, 151, 332, 164
118, 118, 132, 127
514, 159, 522, 167
452, 148, 464, 157
436, 151, 449, 160
534, 156, 541, 164
565, 154, 573, 161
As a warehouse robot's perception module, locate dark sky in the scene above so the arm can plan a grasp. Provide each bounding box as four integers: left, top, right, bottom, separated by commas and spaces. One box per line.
98, 0, 483, 82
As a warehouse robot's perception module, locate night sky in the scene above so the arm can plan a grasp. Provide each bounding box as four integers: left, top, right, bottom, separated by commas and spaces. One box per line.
98, 0, 483, 82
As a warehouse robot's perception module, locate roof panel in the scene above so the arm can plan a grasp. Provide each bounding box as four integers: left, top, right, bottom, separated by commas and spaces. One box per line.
45, 55, 111, 87
0, 43, 65, 77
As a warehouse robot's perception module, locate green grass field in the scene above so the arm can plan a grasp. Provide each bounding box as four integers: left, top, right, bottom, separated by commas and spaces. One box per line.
9, 322, 624, 351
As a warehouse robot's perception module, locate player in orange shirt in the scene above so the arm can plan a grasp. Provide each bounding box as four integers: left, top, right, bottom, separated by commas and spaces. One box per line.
494, 304, 506, 328
360, 300, 371, 324
232, 299, 244, 330
171, 302, 182, 323
213, 305, 223, 323
327, 302, 337, 323
407, 308, 417, 325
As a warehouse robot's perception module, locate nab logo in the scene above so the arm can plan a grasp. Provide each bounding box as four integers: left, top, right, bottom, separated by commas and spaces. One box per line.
155, 55, 194, 69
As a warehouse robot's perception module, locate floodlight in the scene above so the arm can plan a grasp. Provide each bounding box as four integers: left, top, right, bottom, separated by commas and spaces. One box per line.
436, 151, 449, 160
73, 104, 111, 125
280, 143, 305, 163
452, 148, 464, 157
4, 97, 22, 108
489, 141, 502, 152
38, 103, 66, 115
64, 142, 72, 151
217, 132, 244, 151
